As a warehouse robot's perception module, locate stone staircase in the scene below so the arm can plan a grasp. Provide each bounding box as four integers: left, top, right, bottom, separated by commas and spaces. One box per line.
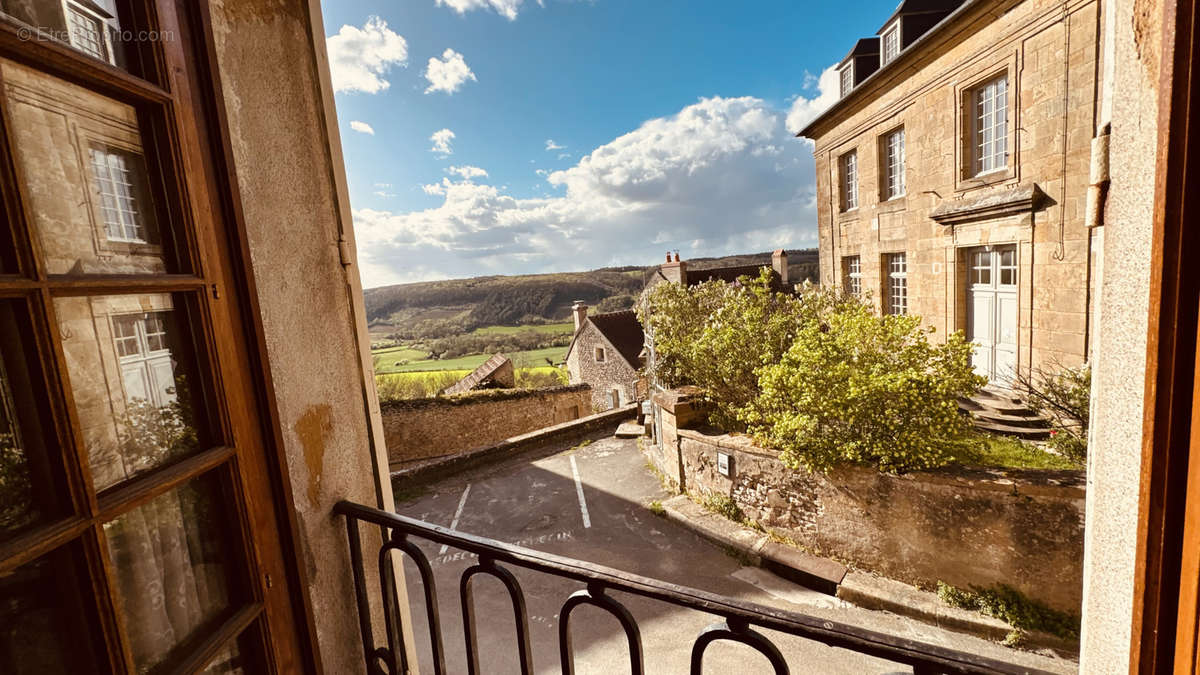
959, 386, 1053, 440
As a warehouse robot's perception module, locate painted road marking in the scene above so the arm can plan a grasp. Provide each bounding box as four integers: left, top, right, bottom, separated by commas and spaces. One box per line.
440, 483, 472, 555
570, 455, 591, 529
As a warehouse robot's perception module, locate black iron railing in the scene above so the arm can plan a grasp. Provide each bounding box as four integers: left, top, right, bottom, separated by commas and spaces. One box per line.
335, 500, 1055, 675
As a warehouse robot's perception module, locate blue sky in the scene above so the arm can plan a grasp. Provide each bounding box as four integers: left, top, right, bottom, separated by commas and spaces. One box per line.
320, 0, 898, 287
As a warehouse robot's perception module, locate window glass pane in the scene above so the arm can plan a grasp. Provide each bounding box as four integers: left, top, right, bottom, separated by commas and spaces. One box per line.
0, 301, 64, 544
0, 0, 128, 70
0, 545, 101, 674
55, 293, 209, 491
0, 58, 176, 276
104, 472, 241, 673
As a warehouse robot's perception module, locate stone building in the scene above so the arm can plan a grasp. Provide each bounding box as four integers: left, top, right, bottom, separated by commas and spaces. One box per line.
798, 0, 1101, 385
565, 303, 644, 411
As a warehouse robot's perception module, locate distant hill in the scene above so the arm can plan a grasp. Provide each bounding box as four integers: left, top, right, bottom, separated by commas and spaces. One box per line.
364, 249, 819, 338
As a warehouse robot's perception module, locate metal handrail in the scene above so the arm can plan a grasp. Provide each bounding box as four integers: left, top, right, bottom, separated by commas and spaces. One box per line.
335, 500, 1057, 675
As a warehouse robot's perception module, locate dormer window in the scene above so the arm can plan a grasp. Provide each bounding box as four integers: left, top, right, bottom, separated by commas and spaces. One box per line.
881, 24, 901, 64
839, 63, 854, 97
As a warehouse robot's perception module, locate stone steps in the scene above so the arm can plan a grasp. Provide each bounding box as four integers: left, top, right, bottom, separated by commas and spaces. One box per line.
960, 387, 1053, 440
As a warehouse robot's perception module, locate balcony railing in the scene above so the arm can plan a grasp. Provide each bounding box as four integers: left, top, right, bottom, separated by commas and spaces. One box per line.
335, 500, 1055, 675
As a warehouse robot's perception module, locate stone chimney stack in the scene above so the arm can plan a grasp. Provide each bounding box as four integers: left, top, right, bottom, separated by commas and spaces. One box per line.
660, 251, 688, 285
772, 249, 789, 286
572, 301, 588, 331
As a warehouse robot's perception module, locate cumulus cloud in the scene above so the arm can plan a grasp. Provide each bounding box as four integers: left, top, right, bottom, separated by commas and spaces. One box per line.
429, 128, 456, 156
326, 17, 408, 94
447, 165, 489, 179
350, 120, 375, 135
787, 64, 840, 135
353, 96, 818, 287
545, 139, 565, 151
436, 0, 524, 20
424, 49, 477, 94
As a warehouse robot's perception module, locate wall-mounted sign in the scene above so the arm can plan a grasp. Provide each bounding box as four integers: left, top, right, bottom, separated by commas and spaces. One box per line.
717, 451, 732, 477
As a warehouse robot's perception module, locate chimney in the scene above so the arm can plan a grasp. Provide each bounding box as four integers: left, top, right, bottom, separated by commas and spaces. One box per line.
572, 301, 588, 331
772, 249, 789, 286
660, 254, 688, 285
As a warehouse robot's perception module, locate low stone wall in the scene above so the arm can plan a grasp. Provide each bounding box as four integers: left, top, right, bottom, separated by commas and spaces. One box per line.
381, 385, 591, 466
645, 418, 1086, 613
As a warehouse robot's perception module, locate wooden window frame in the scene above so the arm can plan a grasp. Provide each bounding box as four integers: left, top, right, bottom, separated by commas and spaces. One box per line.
0, 1, 320, 672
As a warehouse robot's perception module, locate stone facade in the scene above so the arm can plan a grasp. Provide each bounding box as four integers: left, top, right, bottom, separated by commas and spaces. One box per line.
646, 401, 1085, 613
381, 386, 591, 465
800, 0, 1102, 382
565, 309, 643, 412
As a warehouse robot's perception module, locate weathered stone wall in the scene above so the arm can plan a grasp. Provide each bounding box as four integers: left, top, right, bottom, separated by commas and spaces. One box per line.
646, 420, 1085, 613
566, 323, 640, 411
805, 0, 1102, 378
382, 386, 592, 466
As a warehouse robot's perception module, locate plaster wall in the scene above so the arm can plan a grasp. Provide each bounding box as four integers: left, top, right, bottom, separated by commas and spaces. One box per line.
1077, 0, 1161, 670
208, 1, 386, 671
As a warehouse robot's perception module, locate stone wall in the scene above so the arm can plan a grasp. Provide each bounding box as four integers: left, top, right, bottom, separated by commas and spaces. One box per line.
566, 322, 640, 412
805, 0, 1102, 379
382, 386, 591, 466
646, 414, 1085, 613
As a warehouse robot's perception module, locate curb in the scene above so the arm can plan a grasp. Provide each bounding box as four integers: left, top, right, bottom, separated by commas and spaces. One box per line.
656, 494, 1079, 656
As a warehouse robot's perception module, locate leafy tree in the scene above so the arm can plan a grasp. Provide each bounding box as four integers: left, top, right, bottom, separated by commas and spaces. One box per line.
1015, 363, 1090, 462
642, 271, 985, 473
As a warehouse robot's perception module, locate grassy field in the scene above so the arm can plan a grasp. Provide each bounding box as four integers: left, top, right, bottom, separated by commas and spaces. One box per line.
373, 345, 567, 374
470, 322, 574, 336
375, 365, 567, 400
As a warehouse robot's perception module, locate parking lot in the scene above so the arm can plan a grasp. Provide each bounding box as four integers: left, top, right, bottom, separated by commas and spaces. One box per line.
393, 433, 1073, 674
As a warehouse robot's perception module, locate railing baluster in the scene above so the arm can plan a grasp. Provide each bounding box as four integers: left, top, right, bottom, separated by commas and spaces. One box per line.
690, 618, 789, 675
393, 536, 448, 675
377, 530, 410, 675
559, 583, 644, 675
460, 557, 535, 675
345, 514, 389, 675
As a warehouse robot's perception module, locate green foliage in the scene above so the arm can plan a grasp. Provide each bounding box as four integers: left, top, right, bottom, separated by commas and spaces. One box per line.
0, 431, 35, 534
375, 371, 466, 401
967, 435, 1083, 470
117, 377, 199, 475
699, 491, 745, 523
596, 295, 636, 313
514, 367, 568, 389
643, 272, 985, 473
937, 581, 1081, 641
647, 500, 666, 516
1017, 363, 1091, 463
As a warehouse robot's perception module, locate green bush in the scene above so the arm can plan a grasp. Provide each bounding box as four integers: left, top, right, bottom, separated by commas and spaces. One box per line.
642, 271, 985, 473
937, 581, 1081, 641
1016, 363, 1090, 463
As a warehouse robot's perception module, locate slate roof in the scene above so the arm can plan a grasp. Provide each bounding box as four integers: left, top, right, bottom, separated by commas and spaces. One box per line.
687, 265, 784, 291
585, 310, 645, 369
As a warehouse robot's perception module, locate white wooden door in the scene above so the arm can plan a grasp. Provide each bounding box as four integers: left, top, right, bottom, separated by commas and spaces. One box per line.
966, 246, 1018, 383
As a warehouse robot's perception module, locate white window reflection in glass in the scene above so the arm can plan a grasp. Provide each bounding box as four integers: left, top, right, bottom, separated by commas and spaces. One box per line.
89, 147, 148, 244
887, 253, 908, 315
844, 256, 862, 296
884, 128, 905, 199
840, 64, 853, 97
113, 312, 174, 409
841, 151, 858, 211
882, 26, 900, 64
67, 6, 109, 62
973, 75, 1009, 176
999, 247, 1018, 286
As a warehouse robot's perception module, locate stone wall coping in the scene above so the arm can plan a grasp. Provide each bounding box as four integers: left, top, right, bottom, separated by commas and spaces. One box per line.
380, 384, 591, 412
676, 427, 1087, 496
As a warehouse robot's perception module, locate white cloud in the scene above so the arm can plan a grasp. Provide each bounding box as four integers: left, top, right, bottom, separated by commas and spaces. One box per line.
326, 17, 408, 94
374, 182, 393, 188
436, 0, 524, 20
373, 190, 397, 198
353, 96, 818, 287
447, 165, 488, 179
350, 120, 375, 135
787, 63, 840, 135
424, 49, 477, 95
557, 152, 571, 160
545, 139, 565, 151
429, 128, 456, 156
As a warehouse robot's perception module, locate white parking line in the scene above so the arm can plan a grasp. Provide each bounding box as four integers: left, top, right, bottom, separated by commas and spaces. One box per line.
440, 484, 472, 555
570, 455, 591, 528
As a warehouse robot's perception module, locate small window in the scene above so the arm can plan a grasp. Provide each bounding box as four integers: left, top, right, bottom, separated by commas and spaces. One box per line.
999, 247, 1018, 286
970, 250, 991, 285
843, 256, 862, 296
881, 25, 900, 64
67, 4, 111, 64
886, 253, 908, 315
971, 74, 1009, 176
840, 150, 858, 211
594, 346, 606, 363
883, 128, 905, 200
88, 146, 156, 245
839, 63, 854, 97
